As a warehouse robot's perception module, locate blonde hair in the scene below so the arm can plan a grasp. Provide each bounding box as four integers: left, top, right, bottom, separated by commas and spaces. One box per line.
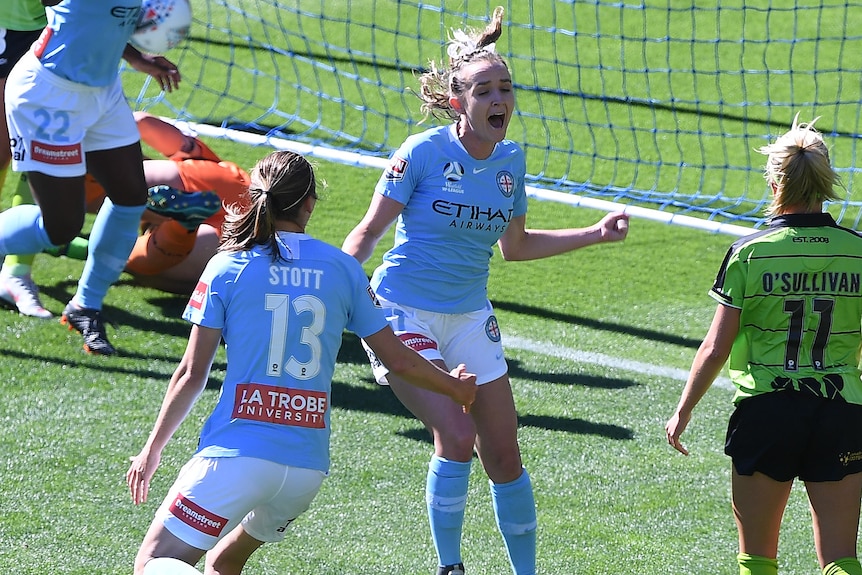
758, 114, 843, 217
417, 6, 507, 122
220, 150, 318, 258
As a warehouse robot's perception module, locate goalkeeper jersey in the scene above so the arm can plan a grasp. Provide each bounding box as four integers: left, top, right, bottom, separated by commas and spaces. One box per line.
710, 212, 862, 405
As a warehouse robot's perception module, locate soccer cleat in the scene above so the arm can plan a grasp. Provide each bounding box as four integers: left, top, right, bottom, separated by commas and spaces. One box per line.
0, 272, 53, 319
436, 564, 465, 575
60, 303, 116, 355
146, 185, 221, 231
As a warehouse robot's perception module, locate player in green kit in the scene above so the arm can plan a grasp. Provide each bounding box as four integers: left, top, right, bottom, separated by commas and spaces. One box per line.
666, 114, 862, 575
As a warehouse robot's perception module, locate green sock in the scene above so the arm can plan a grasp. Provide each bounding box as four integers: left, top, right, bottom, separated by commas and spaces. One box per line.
44, 236, 89, 261
738, 553, 778, 575
824, 558, 862, 575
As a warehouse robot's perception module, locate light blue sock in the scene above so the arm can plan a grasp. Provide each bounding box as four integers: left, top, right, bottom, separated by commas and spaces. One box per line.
0, 204, 52, 257
426, 455, 471, 568
72, 199, 145, 310
490, 468, 537, 575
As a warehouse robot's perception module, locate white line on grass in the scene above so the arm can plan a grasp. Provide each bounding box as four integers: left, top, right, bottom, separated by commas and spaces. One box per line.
503, 335, 733, 390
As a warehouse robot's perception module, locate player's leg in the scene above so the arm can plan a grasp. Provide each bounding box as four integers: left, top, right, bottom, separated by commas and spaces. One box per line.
203, 526, 263, 575
128, 223, 221, 294
470, 375, 536, 575
388, 370, 476, 571
60, 77, 147, 353
0, 173, 52, 318
59, 143, 146, 354
806, 474, 862, 574
134, 523, 206, 575
731, 468, 792, 575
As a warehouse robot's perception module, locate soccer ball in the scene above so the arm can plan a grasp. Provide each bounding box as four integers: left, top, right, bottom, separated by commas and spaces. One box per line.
130, 0, 192, 55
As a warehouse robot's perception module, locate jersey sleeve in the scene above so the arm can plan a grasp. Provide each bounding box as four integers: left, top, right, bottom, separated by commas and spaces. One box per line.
709, 245, 746, 309
374, 138, 424, 206
182, 253, 230, 328
512, 149, 528, 218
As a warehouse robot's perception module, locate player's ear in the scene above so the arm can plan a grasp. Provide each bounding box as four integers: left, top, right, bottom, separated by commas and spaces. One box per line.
449, 96, 463, 112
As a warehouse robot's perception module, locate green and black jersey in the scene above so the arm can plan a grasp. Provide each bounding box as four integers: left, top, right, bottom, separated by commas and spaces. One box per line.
711, 213, 862, 405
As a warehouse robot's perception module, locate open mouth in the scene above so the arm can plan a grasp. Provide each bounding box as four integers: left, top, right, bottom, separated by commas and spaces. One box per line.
489, 113, 506, 129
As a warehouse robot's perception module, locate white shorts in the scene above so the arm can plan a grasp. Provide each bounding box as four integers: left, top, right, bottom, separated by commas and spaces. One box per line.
5, 51, 139, 177
154, 456, 325, 550
362, 296, 508, 386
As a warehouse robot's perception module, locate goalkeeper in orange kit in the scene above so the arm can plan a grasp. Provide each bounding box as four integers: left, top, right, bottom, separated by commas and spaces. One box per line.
53, 112, 251, 294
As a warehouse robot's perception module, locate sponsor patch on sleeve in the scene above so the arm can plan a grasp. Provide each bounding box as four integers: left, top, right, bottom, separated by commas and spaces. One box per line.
189, 280, 207, 309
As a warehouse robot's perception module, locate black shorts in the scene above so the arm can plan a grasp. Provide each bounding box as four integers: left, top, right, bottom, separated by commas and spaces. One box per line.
0, 29, 42, 78
725, 390, 862, 482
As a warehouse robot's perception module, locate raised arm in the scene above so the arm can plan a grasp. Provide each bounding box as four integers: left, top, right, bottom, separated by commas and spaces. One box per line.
497, 211, 629, 261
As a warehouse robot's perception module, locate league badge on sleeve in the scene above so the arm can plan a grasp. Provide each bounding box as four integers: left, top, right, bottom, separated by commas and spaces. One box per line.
383, 156, 408, 182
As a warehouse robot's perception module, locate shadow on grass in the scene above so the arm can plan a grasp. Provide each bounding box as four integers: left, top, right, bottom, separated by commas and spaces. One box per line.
334, 334, 635, 441
491, 299, 702, 349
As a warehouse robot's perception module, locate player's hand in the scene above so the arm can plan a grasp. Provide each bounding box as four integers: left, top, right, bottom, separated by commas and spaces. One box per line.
665, 411, 691, 456
126, 50, 182, 93
126, 449, 162, 505
599, 212, 630, 243
449, 363, 477, 414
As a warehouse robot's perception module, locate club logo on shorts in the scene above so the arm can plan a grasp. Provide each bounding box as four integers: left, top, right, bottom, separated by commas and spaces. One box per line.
31, 141, 82, 165
496, 171, 515, 197
485, 315, 502, 342
383, 156, 408, 181
169, 493, 227, 537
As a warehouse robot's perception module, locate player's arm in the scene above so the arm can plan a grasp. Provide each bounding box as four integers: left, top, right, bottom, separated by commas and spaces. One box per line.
126, 324, 222, 504
497, 211, 629, 261
342, 193, 404, 264
122, 44, 182, 93
363, 326, 477, 412
665, 303, 739, 455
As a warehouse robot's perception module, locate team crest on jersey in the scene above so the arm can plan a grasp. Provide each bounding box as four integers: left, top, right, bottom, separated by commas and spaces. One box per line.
443, 161, 464, 182
383, 156, 408, 181
485, 315, 502, 342
496, 171, 515, 198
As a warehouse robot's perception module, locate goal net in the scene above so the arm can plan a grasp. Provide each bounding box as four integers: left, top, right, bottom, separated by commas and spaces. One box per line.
123, 0, 862, 235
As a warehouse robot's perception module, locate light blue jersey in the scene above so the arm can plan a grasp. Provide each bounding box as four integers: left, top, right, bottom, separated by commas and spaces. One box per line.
183, 232, 389, 473
371, 124, 528, 314
35, 0, 141, 86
